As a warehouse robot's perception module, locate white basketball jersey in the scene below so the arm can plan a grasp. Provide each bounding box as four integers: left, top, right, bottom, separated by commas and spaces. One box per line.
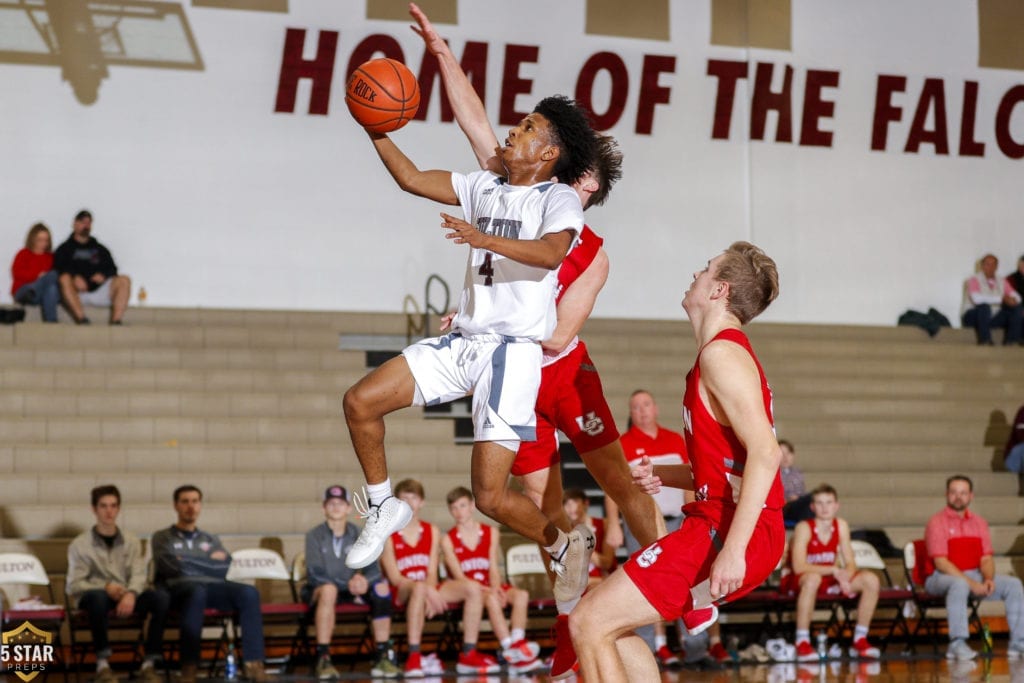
449, 170, 582, 340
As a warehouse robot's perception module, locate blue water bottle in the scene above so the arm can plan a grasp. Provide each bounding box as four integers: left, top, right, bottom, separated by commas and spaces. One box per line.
225, 639, 238, 681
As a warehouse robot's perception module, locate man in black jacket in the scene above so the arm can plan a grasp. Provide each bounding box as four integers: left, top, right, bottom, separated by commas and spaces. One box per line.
53, 209, 131, 324
151, 485, 271, 682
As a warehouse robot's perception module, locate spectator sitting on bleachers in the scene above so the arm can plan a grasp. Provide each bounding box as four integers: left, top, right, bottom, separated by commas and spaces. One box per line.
924, 475, 1024, 661
781, 483, 881, 662
151, 485, 272, 683
303, 485, 397, 679
440, 486, 542, 674
53, 209, 131, 325
10, 222, 59, 322
66, 485, 169, 683
961, 253, 1023, 346
1007, 254, 1024, 302
378, 479, 498, 677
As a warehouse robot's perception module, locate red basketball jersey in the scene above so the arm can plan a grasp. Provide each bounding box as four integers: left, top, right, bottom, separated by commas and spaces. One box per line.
555, 226, 603, 304
682, 328, 785, 512
802, 518, 840, 566
447, 523, 492, 586
391, 521, 432, 582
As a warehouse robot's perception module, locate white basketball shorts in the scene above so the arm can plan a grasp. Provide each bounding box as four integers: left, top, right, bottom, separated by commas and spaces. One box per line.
402, 332, 541, 443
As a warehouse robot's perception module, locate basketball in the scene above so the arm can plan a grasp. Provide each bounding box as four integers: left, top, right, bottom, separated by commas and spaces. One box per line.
345, 58, 421, 133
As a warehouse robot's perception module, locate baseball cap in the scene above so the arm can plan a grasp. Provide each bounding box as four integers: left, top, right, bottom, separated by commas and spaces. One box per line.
323, 485, 348, 503
74, 209, 92, 222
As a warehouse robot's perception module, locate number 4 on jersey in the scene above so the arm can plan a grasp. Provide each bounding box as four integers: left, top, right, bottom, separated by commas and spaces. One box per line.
478, 253, 495, 286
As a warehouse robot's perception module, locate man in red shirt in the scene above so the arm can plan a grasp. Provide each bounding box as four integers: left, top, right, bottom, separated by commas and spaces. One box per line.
924, 475, 1024, 660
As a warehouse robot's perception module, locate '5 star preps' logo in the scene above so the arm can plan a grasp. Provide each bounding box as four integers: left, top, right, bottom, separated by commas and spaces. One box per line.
2, 622, 56, 682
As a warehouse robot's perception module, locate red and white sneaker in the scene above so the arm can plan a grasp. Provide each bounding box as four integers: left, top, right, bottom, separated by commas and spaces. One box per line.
682, 604, 719, 636
502, 639, 541, 665
796, 641, 819, 663
708, 641, 731, 664
549, 615, 579, 680
849, 638, 880, 659
656, 645, 680, 667
455, 649, 500, 675
403, 651, 424, 678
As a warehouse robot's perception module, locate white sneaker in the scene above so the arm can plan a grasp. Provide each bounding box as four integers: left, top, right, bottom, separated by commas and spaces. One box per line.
345, 494, 412, 569
1008, 641, 1024, 659
551, 524, 595, 603
945, 638, 977, 661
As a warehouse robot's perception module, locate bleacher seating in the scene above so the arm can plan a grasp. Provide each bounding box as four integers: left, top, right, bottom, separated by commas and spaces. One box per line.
2, 307, 1022, 660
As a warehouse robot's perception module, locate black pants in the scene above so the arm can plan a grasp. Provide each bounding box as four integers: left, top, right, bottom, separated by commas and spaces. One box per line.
78, 588, 170, 659
166, 581, 265, 665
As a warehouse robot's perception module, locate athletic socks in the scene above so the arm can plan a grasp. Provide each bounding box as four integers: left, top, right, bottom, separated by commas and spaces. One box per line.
367, 480, 392, 506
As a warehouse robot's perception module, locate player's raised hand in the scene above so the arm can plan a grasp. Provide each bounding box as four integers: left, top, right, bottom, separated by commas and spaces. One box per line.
441, 212, 486, 247
409, 3, 446, 56
631, 455, 662, 494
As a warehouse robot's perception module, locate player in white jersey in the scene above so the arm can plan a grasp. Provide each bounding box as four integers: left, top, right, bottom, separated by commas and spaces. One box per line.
343, 86, 601, 609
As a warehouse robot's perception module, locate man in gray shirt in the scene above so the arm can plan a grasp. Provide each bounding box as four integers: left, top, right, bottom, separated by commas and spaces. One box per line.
151, 485, 270, 682
304, 485, 396, 679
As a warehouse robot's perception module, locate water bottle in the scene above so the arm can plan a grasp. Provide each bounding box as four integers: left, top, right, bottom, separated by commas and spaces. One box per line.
225, 642, 238, 681
816, 631, 828, 660
138, 287, 147, 305
982, 623, 993, 654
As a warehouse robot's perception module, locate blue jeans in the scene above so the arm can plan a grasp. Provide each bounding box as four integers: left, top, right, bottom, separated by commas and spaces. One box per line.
166, 580, 265, 665
962, 304, 1024, 344
14, 270, 59, 322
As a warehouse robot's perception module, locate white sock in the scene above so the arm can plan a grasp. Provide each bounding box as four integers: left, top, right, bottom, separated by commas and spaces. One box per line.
500, 637, 511, 650
511, 628, 525, 644
854, 625, 869, 641
97, 659, 110, 672
654, 633, 667, 649
543, 530, 569, 560
367, 480, 392, 506
796, 629, 810, 645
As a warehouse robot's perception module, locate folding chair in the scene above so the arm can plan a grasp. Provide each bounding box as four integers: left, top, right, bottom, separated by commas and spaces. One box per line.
0, 552, 67, 680
227, 549, 309, 673
288, 552, 372, 670
503, 543, 557, 644
902, 540, 983, 653
834, 540, 914, 649
63, 591, 147, 681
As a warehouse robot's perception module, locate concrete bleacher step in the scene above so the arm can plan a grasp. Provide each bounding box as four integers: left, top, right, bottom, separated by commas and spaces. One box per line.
802, 470, 1017, 497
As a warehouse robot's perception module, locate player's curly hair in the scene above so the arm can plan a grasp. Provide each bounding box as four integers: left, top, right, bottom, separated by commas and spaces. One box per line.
584, 134, 623, 210
716, 241, 780, 324
533, 95, 598, 187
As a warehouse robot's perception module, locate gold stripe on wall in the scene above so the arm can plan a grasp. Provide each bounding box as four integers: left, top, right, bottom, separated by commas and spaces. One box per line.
710, 0, 791, 50
585, 0, 669, 41
368, 0, 457, 23
978, 0, 1024, 70
192, 0, 288, 12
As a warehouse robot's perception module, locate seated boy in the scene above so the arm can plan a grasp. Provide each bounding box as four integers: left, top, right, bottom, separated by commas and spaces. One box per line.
441, 487, 543, 673
781, 484, 881, 661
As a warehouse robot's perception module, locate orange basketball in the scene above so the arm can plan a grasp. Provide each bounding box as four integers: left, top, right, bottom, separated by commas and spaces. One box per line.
345, 58, 421, 133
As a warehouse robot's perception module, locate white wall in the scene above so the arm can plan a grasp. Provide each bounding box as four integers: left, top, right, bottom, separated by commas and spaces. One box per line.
2, 0, 1022, 325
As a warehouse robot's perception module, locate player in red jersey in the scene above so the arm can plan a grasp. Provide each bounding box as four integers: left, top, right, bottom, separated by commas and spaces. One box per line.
379, 479, 498, 677
781, 484, 881, 661
409, 0, 662, 556
441, 487, 543, 673
571, 242, 785, 681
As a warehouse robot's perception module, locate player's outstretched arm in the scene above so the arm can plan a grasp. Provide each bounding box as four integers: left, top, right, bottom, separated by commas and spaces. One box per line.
409, 2, 502, 173
440, 212, 574, 269
701, 341, 782, 599
542, 248, 609, 353
370, 132, 458, 205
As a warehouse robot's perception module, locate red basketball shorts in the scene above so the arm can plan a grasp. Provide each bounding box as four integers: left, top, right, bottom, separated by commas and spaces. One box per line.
622, 506, 785, 621
512, 342, 620, 476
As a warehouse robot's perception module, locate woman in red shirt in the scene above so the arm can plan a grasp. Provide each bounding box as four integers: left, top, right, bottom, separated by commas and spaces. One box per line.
11, 223, 58, 322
